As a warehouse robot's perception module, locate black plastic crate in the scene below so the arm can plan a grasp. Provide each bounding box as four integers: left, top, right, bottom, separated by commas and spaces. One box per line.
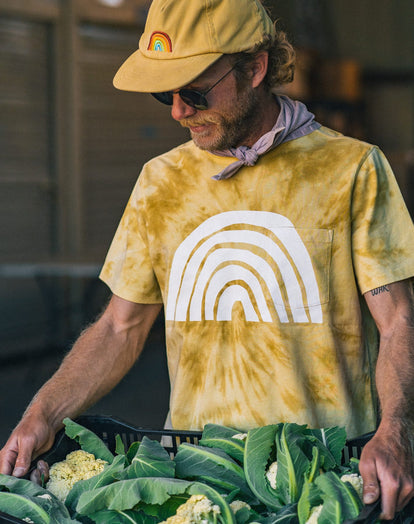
0, 415, 413, 523
0, 415, 203, 524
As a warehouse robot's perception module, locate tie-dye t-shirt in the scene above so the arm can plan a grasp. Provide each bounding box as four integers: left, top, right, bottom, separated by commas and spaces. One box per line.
100, 126, 414, 437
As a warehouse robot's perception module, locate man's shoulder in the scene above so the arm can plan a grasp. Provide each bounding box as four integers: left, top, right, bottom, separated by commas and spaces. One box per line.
307, 125, 375, 153
139, 139, 225, 185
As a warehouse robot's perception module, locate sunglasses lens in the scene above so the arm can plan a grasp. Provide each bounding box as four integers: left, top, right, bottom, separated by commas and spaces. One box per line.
180, 90, 208, 110
151, 92, 173, 105
151, 90, 208, 110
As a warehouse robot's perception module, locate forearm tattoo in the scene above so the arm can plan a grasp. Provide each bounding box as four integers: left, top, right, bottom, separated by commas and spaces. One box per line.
370, 285, 390, 296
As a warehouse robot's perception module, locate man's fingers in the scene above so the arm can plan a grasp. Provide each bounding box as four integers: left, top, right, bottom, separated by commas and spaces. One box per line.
362, 457, 414, 519
379, 479, 414, 519
11, 442, 35, 477
360, 456, 401, 519
0, 449, 18, 476
12, 464, 29, 477
0, 413, 56, 479
395, 479, 414, 513
378, 474, 400, 520
362, 481, 380, 505
360, 458, 381, 505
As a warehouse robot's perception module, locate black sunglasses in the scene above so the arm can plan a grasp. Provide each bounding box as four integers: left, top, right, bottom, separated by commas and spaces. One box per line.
151, 62, 239, 110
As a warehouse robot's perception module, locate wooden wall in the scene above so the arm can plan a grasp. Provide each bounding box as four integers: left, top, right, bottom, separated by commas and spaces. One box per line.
0, 0, 188, 264
0, 0, 188, 353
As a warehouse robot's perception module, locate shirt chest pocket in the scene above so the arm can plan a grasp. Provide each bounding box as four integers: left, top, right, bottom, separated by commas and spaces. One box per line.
264, 227, 333, 323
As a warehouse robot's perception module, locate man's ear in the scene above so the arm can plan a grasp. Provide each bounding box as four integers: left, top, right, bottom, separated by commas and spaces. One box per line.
251, 51, 269, 88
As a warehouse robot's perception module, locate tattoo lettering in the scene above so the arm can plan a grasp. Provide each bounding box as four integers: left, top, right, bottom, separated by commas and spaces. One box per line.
370, 285, 390, 296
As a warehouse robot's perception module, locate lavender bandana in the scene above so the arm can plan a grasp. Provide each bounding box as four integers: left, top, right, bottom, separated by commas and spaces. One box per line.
212, 95, 320, 180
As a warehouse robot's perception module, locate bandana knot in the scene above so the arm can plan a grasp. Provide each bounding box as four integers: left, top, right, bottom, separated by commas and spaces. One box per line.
234, 146, 259, 166
211, 95, 321, 180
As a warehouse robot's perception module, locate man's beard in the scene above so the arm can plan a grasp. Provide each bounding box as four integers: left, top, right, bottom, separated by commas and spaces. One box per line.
179, 86, 261, 151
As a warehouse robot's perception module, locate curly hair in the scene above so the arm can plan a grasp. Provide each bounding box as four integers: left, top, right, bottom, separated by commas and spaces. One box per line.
229, 29, 296, 91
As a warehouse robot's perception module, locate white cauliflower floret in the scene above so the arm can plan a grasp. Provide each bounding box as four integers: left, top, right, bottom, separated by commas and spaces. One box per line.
232, 433, 248, 441
266, 461, 278, 490
302, 475, 362, 523
305, 504, 323, 524
230, 500, 251, 513
160, 494, 221, 523
46, 449, 107, 501
341, 473, 364, 499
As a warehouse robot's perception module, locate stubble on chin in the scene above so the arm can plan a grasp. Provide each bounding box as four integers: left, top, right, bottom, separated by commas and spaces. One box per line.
179, 86, 261, 152
178, 118, 218, 151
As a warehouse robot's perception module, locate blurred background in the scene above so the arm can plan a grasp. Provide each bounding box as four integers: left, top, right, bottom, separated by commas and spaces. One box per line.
0, 0, 413, 446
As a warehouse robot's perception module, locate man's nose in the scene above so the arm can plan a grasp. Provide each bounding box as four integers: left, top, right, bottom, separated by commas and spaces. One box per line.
171, 93, 197, 121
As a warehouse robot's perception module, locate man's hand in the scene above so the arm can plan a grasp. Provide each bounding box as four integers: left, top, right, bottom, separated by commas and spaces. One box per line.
363, 279, 414, 519
0, 411, 56, 477
359, 424, 414, 519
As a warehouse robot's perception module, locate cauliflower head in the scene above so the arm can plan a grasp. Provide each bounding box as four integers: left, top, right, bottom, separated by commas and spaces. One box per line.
341, 473, 364, 499
230, 499, 251, 514
46, 449, 107, 501
266, 461, 278, 490
305, 504, 323, 524
160, 494, 221, 523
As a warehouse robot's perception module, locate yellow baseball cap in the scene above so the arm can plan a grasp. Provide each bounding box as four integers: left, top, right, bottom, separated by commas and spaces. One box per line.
113, 0, 275, 93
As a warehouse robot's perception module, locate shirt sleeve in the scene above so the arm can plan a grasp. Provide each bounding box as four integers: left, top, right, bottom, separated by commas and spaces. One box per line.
99, 174, 163, 304
351, 146, 414, 294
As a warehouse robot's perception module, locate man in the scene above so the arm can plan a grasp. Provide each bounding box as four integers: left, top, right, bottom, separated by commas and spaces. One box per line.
1, 0, 413, 519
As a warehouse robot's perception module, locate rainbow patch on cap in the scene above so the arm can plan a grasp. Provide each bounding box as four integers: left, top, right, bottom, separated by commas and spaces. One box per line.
147, 31, 173, 52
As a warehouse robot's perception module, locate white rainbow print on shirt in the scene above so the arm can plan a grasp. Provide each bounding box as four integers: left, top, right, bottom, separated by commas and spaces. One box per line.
166, 211, 323, 323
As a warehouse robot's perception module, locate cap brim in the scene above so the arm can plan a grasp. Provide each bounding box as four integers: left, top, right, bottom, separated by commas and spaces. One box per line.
113, 50, 223, 93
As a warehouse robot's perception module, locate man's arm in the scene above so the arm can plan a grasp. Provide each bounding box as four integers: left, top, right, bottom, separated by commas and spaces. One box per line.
0, 294, 162, 477
360, 279, 414, 519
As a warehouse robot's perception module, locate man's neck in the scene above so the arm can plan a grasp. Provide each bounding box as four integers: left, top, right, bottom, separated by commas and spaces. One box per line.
240, 92, 280, 148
